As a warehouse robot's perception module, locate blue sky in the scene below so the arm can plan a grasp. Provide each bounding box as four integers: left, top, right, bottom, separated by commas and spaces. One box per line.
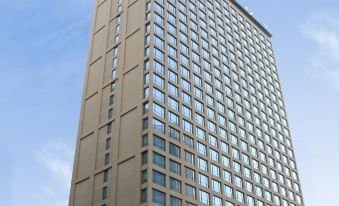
0, 0, 338, 205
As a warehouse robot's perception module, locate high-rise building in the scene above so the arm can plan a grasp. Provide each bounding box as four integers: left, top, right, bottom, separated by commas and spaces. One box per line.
69, 0, 304, 206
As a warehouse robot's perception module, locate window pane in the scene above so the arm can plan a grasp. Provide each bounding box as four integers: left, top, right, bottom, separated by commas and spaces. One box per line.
153, 152, 165, 168
169, 160, 181, 175
169, 143, 180, 157
153, 170, 165, 186
170, 178, 181, 193
153, 189, 165, 206
170, 196, 181, 206
199, 190, 210, 204
154, 135, 165, 150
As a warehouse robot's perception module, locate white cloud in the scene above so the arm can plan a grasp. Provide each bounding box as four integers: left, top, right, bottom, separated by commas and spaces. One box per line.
35, 142, 73, 183
34, 141, 74, 206
301, 12, 339, 89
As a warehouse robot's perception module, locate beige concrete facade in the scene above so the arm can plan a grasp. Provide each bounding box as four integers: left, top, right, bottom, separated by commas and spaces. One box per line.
69, 0, 304, 206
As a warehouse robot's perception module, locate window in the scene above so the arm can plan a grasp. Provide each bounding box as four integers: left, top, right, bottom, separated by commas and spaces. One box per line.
154, 47, 164, 60
226, 201, 234, 206
103, 170, 109, 182
153, 189, 165, 206
185, 184, 196, 198
169, 97, 179, 111
168, 34, 177, 45
153, 170, 165, 186
170, 178, 181, 193
101, 187, 108, 201
236, 191, 244, 203
141, 170, 147, 184
224, 185, 233, 197
185, 151, 194, 165
209, 135, 218, 147
170, 196, 182, 206
183, 135, 193, 148
153, 103, 165, 118
153, 152, 165, 168
245, 181, 253, 192
182, 79, 191, 91
211, 164, 220, 177
155, 13, 164, 25
182, 92, 191, 104
144, 87, 149, 98
169, 127, 179, 141
154, 24, 164, 36
153, 88, 165, 102
185, 167, 195, 181
141, 189, 147, 203
169, 143, 180, 158
182, 105, 192, 118
154, 135, 165, 150
105, 138, 111, 150
153, 119, 165, 134
212, 180, 221, 193
234, 161, 244, 176
154, 2, 164, 14
210, 149, 219, 162
142, 134, 148, 147
154, 60, 165, 73
199, 173, 209, 188
104, 153, 110, 165
196, 127, 205, 140
144, 45, 150, 57
220, 141, 228, 153
223, 170, 232, 183
255, 186, 263, 197
107, 122, 112, 134
235, 176, 243, 188
112, 69, 117, 78
142, 151, 147, 165
169, 112, 179, 125
197, 142, 207, 155
167, 2, 176, 14
213, 196, 222, 206
108, 108, 113, 119
168, 45, 177, 57
195, 113, 204, 126
169, 160, 181, 174
199, 190, 210, 204
198, 158, 208, 171
155, 35, 164, 48
194, 87, 203, 99
183, 120, 193, 133
154, 74, 165, 88
143, 118, 148, 130
143, 102, 149, 114
168, 70, 178, 82
168, 83, 179, 96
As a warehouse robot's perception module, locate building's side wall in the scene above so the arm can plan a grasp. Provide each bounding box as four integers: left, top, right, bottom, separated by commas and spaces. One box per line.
69, 0, 146, 206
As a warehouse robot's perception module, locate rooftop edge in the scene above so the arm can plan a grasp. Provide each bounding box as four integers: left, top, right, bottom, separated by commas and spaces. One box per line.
229, 0, 273, 38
